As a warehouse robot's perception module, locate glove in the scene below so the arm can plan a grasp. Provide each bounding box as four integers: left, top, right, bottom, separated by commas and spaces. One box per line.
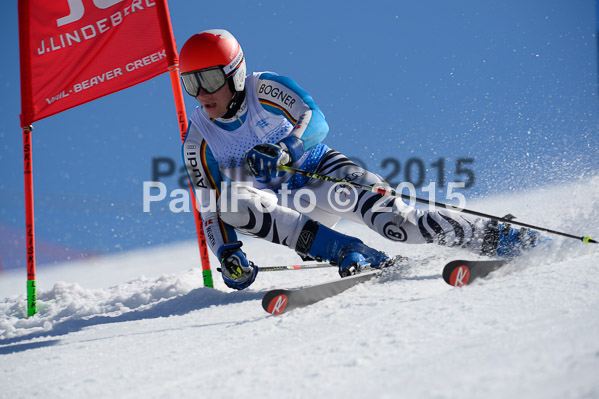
217, 241, 258, 290
244, 143, 290, 180
244, 136, 305, 181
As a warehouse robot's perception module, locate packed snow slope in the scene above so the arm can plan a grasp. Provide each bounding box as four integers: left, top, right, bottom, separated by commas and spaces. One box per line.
1, 176, 599, 399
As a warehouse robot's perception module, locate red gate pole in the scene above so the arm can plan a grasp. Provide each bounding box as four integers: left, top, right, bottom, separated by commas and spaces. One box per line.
156, 0, 212, 287
168, 65, 213, 288
23, 125, 37, 315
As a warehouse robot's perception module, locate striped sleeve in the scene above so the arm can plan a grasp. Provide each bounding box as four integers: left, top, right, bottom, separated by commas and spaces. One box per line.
182, 123, 237, 257
257, 72, 329, 151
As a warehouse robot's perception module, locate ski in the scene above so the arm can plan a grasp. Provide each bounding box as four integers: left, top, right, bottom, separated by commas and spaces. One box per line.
262, 258, 509, 314
442, 259, 510, 287
262, 255, 408, 315
262, 270, 380, 315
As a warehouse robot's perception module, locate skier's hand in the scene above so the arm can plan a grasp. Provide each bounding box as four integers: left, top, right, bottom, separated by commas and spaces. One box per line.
244, 136, 304, 180
244, 143, 291, 180
217, 241, 258, 290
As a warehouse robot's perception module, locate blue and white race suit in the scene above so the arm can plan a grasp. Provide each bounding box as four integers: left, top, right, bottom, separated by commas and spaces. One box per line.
183, 72, 492, 260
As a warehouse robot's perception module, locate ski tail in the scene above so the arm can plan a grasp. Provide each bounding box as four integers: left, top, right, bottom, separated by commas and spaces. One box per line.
261, 256, 409, 315
442, 259, 509, 287
262, 271, 380, 315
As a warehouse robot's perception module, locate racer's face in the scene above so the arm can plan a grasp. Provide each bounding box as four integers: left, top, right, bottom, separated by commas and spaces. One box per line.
196, 84, 234, 119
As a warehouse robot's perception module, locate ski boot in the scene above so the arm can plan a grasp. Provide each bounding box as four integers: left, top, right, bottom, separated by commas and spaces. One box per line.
481, 220, 543, 258
294, 220, 389, 277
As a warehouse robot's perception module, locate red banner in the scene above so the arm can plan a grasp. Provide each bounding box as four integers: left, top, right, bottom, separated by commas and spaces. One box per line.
19, 0, 177, 127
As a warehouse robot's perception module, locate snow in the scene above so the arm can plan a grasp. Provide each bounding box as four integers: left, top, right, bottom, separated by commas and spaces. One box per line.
1, 176, 599, 399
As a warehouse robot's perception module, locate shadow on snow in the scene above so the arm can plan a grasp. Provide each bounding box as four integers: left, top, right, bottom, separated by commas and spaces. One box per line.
0, 286, 264, 354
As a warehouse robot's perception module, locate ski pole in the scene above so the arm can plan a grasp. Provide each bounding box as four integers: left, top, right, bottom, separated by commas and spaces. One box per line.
257, 263, 335, 272
279, 165, 597, 245
217, 262, 335, 273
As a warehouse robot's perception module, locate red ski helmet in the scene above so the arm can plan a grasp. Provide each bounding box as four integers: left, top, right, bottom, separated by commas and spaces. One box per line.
179, 29, 246, 95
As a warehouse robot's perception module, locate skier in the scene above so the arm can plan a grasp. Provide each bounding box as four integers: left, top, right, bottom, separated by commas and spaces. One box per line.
179, 29, 540, 290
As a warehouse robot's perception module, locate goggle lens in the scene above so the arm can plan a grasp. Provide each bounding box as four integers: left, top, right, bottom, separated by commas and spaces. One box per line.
181, 67, 227, 96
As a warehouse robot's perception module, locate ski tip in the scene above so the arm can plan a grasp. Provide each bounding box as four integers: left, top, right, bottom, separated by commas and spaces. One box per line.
263, 291, 289, 315
442, 260, 471, 287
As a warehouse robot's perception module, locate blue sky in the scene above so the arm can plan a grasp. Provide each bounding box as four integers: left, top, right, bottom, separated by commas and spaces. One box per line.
1, 0, 597, 270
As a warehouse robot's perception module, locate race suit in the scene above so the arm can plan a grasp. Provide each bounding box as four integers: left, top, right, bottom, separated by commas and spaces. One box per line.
183, 72, 493, 260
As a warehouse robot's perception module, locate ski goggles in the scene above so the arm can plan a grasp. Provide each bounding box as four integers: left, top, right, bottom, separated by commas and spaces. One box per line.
181, 66, 227, 97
